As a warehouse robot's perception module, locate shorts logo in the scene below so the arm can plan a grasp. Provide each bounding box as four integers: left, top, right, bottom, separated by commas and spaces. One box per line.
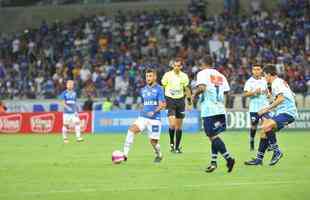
0, 114, 22, 133
214, 121, 222, 128
30, 113, 55, 133
152, 125, 159, 132
251, 116, 257, 122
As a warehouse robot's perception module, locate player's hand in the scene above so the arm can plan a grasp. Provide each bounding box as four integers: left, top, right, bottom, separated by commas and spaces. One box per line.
147, 112, 155, 117
258, 108, 269, 116
191, 94, 196, 105
254, 88, 261, 95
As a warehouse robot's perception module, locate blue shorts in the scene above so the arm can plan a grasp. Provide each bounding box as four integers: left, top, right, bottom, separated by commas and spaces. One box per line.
250, 112, 271, 126
272, 113, 295, 131
202, 114, 226, 137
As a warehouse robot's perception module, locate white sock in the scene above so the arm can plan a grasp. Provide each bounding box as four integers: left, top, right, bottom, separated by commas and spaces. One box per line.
152, 143, 162, 157
75, 124, 81, 139
123, 130, 134, 156
62, 126, 68, 140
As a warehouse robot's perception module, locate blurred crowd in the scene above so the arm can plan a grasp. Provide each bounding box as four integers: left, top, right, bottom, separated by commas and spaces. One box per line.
0, 0, 309, 109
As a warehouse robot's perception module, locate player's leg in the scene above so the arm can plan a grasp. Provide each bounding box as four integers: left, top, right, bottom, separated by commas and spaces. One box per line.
168, 115, 176, 152
123, 117, 144, 160
245, 118, 278, 165
62, 114, 69, 143
204, 115, 235, 173
166, 97, 177, 151
174, 117, 183, 153
267, 114, 295, 165
249, 113, 259, 151
147, 119, 162, 162
74, 115, 83, 142
174, 99, 185, 153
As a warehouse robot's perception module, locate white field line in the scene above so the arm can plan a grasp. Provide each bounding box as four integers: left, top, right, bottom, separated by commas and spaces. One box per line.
1, 180, 309, 196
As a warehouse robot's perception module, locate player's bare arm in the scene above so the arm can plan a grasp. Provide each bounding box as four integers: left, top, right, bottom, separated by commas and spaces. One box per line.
258, 93, 285, 116
191, 84, 206, 103
147, 101, 166, 117
185, 86, 192, 105
243, 88, 262, 97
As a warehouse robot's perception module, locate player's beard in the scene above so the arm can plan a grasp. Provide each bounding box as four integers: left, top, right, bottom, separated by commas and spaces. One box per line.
147, 81, 155, 86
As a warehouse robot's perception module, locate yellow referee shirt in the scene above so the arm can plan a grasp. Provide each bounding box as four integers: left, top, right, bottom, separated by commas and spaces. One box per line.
161, 70, 189, 99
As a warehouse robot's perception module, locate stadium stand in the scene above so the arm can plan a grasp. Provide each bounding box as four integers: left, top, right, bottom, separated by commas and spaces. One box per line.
0, 0, 309, 110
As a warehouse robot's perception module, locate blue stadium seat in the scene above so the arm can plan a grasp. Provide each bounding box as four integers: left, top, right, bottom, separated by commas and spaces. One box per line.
49, 104, 59, 112
33, 104, 45, 112
94, 104, 102, 111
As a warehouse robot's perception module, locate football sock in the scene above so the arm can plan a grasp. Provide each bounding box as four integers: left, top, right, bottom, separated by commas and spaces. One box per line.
256, 138, 268, 161
123, 130, 134, 156
213, 137, 231, 161
250, 128, 256, 145
175, 129, 182, 149
169, 128, 175, 146
62, 126, 68, 140
211, 141, 218, 165
152, 143, 162, 157
75, 124, 81, 139
267, 131, 281, 153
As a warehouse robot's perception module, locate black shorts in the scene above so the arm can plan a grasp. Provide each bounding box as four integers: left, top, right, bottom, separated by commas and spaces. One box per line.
165, 96, 185, 119
250, 112, 272, 126
203, 114, 227, 137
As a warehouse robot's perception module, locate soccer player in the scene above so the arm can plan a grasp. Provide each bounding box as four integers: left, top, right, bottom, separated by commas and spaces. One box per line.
245, 65, 298, 166
243, 64, 270, 151
123, 68, 166, 163
59, 80, 83, 143
161, 57, 191, 153
192, 56, 235, 173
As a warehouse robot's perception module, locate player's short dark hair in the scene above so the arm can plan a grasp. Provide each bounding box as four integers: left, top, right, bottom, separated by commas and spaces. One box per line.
175, 57, 183, 62
199, 55, 213, 66
263, 64, 277, 76
252, 64, 262, 68
145, 68, 157, 75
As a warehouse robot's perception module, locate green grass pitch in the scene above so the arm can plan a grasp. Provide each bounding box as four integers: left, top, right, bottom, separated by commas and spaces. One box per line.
1, 131, 310, 200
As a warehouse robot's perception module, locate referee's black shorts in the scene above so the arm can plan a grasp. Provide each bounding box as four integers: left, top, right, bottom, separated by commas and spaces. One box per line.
165, 96, 185, 119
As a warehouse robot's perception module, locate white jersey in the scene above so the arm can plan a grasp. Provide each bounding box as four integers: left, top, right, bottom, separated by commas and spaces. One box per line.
271, 77, 298, 118
196, 68, 230, 117
244, 77, 269, 113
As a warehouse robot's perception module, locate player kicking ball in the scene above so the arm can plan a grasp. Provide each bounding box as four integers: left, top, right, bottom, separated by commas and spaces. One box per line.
59, 80, 83, 143
245, 65, 298, 166
122, 68, 166, 163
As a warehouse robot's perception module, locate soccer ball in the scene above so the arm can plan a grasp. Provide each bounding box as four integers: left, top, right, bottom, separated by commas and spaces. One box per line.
112, 150, 125, 164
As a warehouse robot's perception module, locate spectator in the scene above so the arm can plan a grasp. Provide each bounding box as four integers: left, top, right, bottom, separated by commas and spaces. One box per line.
83, 95, 94, 111
0, 101, 7, 113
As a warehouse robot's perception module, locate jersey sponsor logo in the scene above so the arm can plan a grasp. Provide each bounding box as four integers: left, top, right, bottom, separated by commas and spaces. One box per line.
144, 100, 158, 106
30, 113, 55, 133
0, 114, 22, 133
66, 100, 76, 104
169, 89, 181, 95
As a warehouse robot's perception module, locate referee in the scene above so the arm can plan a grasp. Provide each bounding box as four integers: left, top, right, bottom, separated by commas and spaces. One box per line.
161, 57, 191, 153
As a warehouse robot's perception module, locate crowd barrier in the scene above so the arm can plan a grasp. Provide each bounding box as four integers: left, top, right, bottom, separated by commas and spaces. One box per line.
0, 112, 92, 134
1, 109, 309, 134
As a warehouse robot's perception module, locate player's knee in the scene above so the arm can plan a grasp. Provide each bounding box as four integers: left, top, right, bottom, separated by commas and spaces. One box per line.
129, 125, 140, 134
261, 121, 274, 133
150, 139, 158, 145
209, 135, 218, 141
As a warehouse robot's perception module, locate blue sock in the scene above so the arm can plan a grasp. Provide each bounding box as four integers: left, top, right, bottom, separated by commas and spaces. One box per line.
213, 137, 231, 161
250, 128, 256, 143
256, 138, 268, 161
267, 132, 281, 153
211, 141, 218, 165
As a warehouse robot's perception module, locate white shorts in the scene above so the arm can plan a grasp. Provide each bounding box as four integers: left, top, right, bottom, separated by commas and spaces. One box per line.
63, 113, 80, 126
134, 117, 162, 140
